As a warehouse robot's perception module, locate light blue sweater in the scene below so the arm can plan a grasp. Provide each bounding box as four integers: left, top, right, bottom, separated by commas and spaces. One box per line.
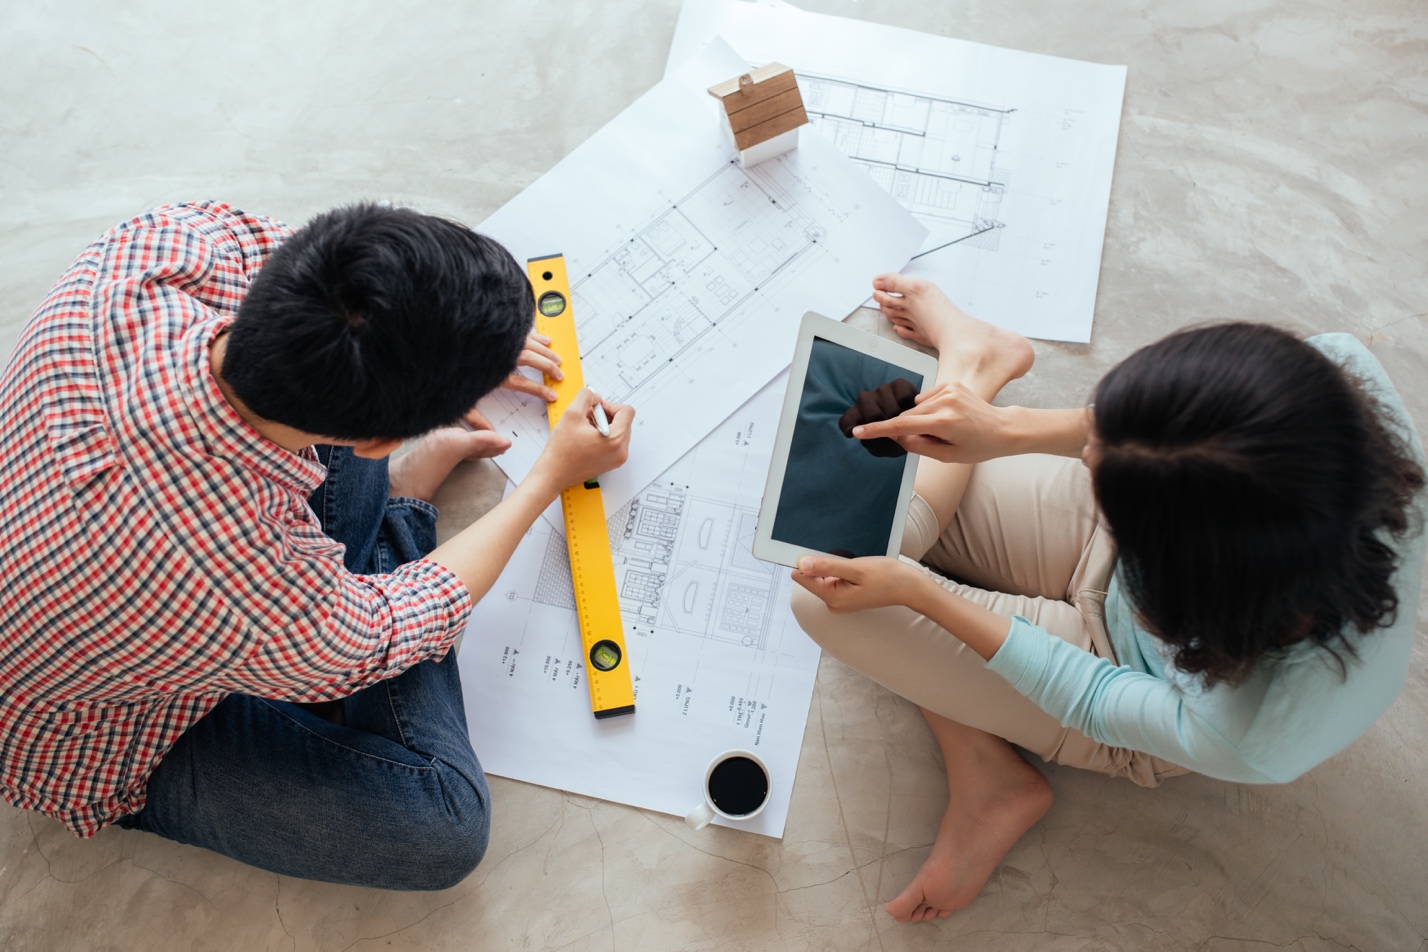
985, 335, 1425, 783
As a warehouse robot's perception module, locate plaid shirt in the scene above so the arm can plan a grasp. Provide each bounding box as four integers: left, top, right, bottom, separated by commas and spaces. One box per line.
0, 203, 472, 836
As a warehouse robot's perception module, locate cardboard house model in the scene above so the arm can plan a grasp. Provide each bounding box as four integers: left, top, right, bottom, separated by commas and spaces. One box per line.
708, 63, 809, 168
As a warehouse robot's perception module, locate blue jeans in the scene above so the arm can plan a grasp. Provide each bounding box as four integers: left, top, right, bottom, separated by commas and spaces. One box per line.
117, 447, 490, 891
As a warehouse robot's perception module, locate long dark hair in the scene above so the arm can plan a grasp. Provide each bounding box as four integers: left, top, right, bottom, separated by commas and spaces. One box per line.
1091, 324, 1423, 685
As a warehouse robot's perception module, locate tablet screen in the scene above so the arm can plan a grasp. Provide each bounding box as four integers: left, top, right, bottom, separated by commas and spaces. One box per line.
769, 337, 926, 558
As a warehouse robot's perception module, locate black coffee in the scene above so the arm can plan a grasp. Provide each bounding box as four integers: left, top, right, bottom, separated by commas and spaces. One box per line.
708, 756, 769, 817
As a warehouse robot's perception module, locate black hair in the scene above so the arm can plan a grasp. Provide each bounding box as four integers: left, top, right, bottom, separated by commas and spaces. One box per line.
224, 203, 531, 440
1090, 323, 1424, 686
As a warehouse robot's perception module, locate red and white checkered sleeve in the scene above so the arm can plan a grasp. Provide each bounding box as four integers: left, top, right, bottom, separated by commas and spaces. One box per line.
217, 559, 474, 701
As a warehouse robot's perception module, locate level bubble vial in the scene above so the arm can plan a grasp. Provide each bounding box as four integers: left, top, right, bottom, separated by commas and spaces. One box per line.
537, 290, 567, 318
589, 639, 622, 672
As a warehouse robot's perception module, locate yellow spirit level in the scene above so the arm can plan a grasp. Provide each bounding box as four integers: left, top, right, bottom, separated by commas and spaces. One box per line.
527, 254, 636, 720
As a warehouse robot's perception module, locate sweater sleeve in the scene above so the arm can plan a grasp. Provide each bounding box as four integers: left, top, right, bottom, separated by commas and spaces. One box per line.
986, 617, 1277, 783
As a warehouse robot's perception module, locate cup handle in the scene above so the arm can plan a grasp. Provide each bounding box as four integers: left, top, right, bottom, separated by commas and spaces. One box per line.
684, 801, 715, 831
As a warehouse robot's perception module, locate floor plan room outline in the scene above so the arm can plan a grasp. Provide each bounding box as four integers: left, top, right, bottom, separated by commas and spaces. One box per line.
568, 161, 830, 405
531, 481, 779, 651
799, 73, 1014, 253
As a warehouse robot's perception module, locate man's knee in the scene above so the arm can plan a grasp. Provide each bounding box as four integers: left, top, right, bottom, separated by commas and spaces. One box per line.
413, 767, 492, 890
378, 801, 490, 891
360, 769, 491, 891
415, 806, 490, 891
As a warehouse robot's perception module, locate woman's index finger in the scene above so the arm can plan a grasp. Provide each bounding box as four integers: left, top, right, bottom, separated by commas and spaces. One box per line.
853, 410, 932, 440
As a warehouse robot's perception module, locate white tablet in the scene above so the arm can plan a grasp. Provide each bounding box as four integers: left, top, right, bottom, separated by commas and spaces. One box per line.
753, 312, 938, 568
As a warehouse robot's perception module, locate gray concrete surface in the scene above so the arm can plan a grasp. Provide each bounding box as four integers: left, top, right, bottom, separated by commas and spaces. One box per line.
1, 1, 1425, 950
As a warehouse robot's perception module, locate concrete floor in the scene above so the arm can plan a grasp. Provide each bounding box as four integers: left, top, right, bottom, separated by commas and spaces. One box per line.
2, 1, 1426, 949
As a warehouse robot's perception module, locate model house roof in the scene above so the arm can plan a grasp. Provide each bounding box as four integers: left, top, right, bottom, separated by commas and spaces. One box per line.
708, 63, 809, 151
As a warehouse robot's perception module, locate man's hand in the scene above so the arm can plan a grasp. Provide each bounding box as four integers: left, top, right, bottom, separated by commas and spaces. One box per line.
838, 378, 919, 458
499, 332, 564, 403
850, 381, 1015, 464
791, 555, 925, 614
530, 389, 633, 492
426, 390, 628, 606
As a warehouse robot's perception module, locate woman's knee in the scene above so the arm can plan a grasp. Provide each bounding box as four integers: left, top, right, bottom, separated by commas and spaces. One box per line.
790, 585, 868, 661
790, 585, 834, 644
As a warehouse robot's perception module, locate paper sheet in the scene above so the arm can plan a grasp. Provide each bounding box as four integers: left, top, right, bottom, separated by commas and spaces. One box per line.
667, 0, 1127, 343
475, 39, 926, 524
459, 374, 820, 837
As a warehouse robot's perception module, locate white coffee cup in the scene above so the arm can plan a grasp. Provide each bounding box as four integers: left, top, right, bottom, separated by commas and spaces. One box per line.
684, 749, 771, 831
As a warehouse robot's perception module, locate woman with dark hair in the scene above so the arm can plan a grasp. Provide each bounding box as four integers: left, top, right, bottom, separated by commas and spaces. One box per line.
790, 275, 1425, 923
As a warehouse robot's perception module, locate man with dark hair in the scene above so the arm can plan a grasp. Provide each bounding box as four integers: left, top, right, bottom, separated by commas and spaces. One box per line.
0, 201, 633, 889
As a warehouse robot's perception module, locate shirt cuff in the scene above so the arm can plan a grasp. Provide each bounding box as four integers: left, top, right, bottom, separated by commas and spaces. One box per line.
985, 615, 1053, 694
399, 556, 474, 650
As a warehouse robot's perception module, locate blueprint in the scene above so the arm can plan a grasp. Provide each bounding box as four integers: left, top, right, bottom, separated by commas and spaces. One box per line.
459, 374, 822, 838
551, 161, 821, 409
667, 0, 1127, 343
799, 74, 1013, 258
537, 482, 777, 651
475, 38, 925, 524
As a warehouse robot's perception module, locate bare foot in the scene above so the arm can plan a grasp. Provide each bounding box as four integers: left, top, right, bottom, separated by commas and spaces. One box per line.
871, 274, 1034, 395
886, 716, 1053, 923
388, 426, 511, 502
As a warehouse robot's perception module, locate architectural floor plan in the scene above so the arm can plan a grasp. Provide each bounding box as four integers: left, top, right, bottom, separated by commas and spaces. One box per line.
564, 161, 825, 406
801, 73, 1014, 257
535, 481, 778, 650
459, 375, 820, 838
668, 0, 1128, 343
475, 39, 924, 522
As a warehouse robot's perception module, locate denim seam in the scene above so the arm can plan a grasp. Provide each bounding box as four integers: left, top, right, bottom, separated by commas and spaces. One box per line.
388, 497, 439, 520
258, 698, 433, 772
318, 445, 336, 532
383, 678, 413, 750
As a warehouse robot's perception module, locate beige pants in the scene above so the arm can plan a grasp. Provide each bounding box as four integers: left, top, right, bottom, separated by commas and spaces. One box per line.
789, 453, 1187, 786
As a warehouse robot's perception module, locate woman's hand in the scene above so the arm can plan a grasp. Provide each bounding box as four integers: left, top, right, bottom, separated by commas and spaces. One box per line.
530, 389, 633, 491
795, 552, 1015, 661
791, 555, 927, 614
837, 378, 920, 458
500, 332, 565, 403
847, 381, 1015, 464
